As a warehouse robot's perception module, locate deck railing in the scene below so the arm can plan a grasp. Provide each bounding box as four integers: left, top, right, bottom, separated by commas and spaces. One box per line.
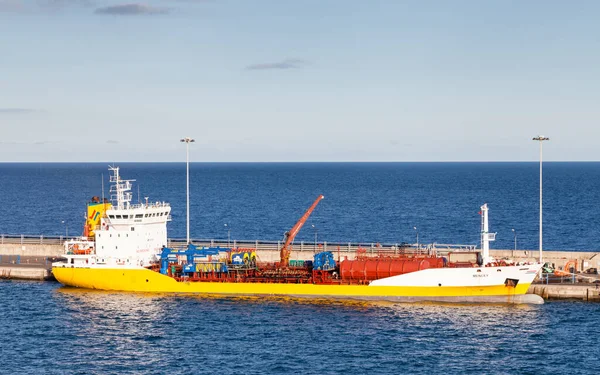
0, 234, 65, 245
0, 233, 476, 256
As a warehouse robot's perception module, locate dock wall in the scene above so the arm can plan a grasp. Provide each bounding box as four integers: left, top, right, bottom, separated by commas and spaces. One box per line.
0, 266, 53, 281
528, 284, 600, 301
2, 236, 600, 300
0, 244, 64, 257
1, 236, 599, 271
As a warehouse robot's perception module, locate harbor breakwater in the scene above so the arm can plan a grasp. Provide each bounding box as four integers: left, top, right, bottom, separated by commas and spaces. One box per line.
1, 235, 600, 270
2, 237, 600, 302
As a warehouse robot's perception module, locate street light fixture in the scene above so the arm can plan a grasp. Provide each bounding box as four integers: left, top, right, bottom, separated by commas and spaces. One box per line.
180, 137, 195, 244
533, 135, 549, 264
413, 226, 419, 250
312, 224, 318, 251
224, 223, 230, 247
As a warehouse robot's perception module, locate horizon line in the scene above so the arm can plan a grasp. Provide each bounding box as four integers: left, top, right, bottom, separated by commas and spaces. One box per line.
0, 160, 597, 164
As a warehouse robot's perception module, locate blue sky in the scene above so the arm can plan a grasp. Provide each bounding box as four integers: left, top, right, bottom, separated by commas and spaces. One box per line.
1, 0, 599, 162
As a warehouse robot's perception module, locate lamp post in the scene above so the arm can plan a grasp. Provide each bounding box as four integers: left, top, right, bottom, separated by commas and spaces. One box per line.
312, 224, 318, 251
533, 135, 549, 264
180, 137, 195, 244
224, 223, 230, 247
61, 220, 68, 239
511, 228, 517, 252
413, 226, 419, 250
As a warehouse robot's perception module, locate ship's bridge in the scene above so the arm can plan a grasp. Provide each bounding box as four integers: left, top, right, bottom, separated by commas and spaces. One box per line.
104, 202, 172, 226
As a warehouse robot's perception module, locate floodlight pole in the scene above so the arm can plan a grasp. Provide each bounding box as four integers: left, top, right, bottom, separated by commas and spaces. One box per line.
180, 137, 195, 244
532, 136, 549, 264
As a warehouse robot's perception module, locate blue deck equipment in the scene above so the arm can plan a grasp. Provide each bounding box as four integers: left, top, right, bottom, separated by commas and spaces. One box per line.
160, 244, 230, 275
313, 251, 336, 271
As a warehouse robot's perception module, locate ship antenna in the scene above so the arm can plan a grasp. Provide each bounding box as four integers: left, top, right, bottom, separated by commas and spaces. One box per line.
138, 185, 140, 204
101, 173, 105, 202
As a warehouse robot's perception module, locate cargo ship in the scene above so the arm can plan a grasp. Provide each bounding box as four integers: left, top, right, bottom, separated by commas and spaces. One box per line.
52, 166, 543, 304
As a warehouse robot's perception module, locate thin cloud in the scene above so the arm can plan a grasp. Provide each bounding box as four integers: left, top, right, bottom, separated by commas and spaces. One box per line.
37, 0, 94, 10
1, 0, 93, 13
0, 108, 39, 114
0, 0, 24, 12
0, 140, 58, 145
246, 58, 309, 70
95, 3, 169, 15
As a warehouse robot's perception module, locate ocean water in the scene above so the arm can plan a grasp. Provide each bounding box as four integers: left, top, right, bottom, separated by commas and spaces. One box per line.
1, 162, 600, 250
2, 163, 600, 374
1, 280, 599, 375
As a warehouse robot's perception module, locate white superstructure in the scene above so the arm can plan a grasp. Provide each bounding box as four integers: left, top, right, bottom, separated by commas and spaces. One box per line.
59, 166, 171, 269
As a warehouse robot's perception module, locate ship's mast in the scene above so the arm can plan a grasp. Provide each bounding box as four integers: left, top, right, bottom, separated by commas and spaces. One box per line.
480, 203, 496, 265
109, 166, 135, 210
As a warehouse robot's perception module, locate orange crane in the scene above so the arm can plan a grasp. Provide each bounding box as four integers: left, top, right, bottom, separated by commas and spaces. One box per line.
279, 195, 325, 267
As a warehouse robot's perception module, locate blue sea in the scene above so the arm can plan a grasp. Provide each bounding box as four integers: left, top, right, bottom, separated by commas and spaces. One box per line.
1, 162, 600, 374
1, 162, 599, 250
1, 281, 599, 375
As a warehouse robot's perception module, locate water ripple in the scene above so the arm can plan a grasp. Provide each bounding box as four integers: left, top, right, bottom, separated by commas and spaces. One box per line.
1, 281, 599, 374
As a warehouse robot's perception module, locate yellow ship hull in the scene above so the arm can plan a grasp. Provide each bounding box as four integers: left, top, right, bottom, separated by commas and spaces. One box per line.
52, 267, 539, 304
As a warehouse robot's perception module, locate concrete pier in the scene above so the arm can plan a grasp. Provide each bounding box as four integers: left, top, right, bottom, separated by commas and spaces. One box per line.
0, 266, 53, 281
2, 235, 600, 299
528, 284, 600, 302
0, 254, 56, 281
2, 235, 599, 270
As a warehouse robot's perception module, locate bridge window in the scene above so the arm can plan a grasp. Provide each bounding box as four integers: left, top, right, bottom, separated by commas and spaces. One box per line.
116, 215, 122, 219
135, 214, 143, 218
